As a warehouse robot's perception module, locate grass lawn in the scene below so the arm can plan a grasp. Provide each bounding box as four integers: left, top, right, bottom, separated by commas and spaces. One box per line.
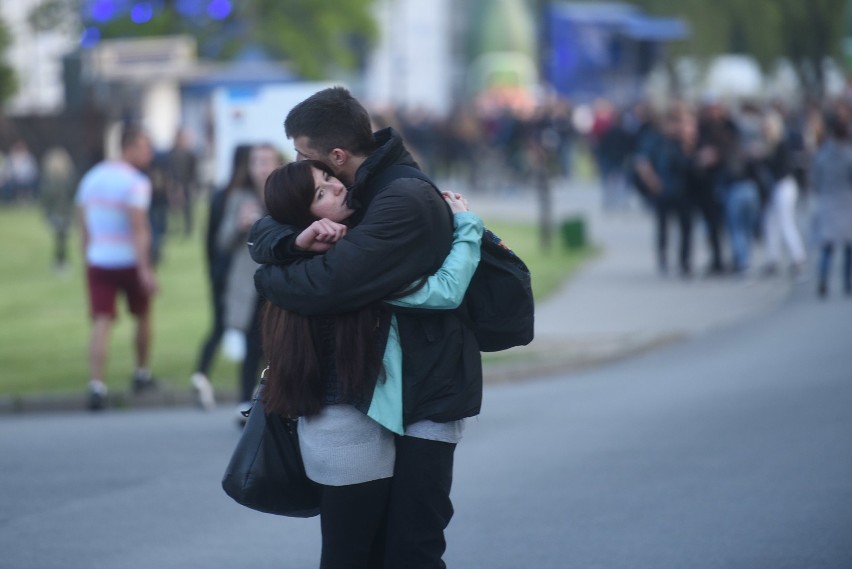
0, 204, 589, 398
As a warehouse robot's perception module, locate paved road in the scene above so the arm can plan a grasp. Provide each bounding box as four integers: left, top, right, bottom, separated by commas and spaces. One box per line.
448, 287, 852, 568
2, 287, 851, 568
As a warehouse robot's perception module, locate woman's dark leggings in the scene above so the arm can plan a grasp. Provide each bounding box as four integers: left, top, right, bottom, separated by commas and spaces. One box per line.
319, 478, 392, 569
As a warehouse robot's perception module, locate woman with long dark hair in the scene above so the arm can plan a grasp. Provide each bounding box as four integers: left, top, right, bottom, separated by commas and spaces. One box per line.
218, 143, 282, 419
259, 159, 482, 568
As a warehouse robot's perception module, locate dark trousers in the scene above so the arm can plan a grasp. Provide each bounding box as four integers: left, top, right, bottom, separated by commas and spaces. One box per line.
194, 280, 226, 377
383, 436, 456, 569
53, 228, 69, 267
693, 190, 725, 271
319, 478, 392, 569
654, 195, 693, 274
818, 242, 852, 293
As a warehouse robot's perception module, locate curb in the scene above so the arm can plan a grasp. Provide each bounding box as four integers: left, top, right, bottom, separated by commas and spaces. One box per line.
0, 333, 685, 416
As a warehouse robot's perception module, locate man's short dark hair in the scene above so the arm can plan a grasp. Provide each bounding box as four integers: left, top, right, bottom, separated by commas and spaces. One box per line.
284, 87, 375, 156
120, 123, 147, 150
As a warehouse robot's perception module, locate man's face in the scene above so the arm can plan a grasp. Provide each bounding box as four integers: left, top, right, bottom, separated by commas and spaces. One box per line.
127, 135, 154, 169
293, 136, 338, 172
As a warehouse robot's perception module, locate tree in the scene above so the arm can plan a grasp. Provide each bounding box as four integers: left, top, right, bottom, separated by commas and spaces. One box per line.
631, 0, 846, 98
776, 0, 846, 98
75, 0, 378, 79
0, 16, 17, 106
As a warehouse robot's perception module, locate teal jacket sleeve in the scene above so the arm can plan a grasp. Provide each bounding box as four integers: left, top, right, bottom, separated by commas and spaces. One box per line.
387, 212, 483, 310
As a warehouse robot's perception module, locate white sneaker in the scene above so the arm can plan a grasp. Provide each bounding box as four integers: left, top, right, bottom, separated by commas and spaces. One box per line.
87, 380, 108, 411
222, 328, 246, 361
190, 373, 216, 411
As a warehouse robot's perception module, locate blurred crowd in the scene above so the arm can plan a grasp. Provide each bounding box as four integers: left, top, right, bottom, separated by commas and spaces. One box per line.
380, 95, 852, 295
5, 90, 852, 407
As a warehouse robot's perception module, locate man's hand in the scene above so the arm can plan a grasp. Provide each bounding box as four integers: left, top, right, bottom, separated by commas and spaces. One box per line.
238, 201, 263, 231
294, 218, 348, 252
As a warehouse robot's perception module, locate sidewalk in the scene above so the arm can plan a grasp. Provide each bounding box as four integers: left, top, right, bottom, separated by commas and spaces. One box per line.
1, 179, 797, 413
473, 178, 795, 382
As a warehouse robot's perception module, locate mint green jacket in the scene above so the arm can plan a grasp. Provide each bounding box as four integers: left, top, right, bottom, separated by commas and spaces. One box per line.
367, 212, 483, 434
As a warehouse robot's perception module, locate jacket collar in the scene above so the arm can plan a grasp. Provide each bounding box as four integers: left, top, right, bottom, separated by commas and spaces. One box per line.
346, 127, 419, 212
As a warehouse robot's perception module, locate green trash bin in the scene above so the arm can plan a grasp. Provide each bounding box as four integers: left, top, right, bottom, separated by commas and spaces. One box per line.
560, 216, 586, 250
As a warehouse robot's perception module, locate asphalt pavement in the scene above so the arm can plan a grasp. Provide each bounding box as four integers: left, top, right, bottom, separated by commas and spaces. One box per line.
2, 254, 850, 569
2, 178, 851, 568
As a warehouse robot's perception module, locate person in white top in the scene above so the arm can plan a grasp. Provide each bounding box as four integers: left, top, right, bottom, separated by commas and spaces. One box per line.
75, 125, 157, 410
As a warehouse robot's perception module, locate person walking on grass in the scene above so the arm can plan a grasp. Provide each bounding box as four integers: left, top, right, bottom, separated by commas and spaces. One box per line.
39, 146, 78, 273
188, 144, 253, 411
75, 125, 158, 411
218, 143, 282, 422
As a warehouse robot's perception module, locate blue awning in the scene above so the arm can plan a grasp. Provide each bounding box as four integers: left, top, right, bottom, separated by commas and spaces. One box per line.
622, 15, 689, 41
549, 2, 689, 41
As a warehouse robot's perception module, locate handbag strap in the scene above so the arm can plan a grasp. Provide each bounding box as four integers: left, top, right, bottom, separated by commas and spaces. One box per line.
242, 367, 270, 418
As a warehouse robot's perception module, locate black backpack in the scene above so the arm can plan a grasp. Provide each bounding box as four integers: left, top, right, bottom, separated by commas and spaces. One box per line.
371, 165, 535, 352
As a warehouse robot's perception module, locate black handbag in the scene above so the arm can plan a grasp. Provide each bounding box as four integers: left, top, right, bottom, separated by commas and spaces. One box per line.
221, 381, 320, 517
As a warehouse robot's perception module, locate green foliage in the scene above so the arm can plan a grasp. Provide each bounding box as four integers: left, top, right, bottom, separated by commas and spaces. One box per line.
634, 0, 846, 65
91, 0, 378, 79
0, 16, 17, 104
28, 0, 77, 33
0, 204, 587, 397
630, 0, 847, 96
246, 0, 377, 79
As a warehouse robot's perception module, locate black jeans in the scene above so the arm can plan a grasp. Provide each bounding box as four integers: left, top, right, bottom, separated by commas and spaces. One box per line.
818, 242, 852, 293
193, 278, 226, 377
319, 478, 392, 569
693, 189, 725, 271
655, 195, 693, 274
383, 436, 456, 569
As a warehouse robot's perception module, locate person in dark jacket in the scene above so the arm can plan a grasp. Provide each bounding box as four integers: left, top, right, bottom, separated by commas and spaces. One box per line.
249, 86, 482, 569
189, 144, 252, 410
634, 106, 697, 277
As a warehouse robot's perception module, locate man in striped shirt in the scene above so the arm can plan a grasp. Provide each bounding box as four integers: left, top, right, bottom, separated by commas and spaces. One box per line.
76, 125, 157, 410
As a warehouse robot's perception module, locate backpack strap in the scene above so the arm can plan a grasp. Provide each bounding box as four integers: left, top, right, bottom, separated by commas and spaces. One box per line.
368, 164, 535, 351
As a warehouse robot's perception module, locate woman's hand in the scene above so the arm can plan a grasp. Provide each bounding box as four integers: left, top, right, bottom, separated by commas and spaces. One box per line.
294, 218, 348, 252
442, 191, 469, 213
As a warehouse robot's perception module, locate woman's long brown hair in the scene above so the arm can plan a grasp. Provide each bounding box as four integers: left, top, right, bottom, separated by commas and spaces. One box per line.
260, 161, 385, 417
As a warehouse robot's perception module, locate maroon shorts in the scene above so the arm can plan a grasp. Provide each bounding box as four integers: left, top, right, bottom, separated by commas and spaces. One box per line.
86, 265, 150, 319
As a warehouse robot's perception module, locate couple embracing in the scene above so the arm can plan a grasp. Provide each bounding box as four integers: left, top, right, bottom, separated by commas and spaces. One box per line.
249, 87, 484, 568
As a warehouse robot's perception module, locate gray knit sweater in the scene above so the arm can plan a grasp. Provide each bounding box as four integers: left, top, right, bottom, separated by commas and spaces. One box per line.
298, 405, 395, 486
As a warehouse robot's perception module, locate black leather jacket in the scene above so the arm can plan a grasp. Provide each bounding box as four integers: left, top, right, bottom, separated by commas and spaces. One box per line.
248, 128, 482, 426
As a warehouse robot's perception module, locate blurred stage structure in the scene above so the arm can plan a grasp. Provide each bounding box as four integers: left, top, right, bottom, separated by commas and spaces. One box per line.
544, 2, 689, 103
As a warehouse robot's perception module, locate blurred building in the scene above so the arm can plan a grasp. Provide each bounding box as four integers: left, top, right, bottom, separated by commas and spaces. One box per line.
364, 0, 456, 116
0, 0, 77, 114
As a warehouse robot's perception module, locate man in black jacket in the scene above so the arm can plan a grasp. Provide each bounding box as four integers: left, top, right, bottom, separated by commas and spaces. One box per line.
248, 87, 482, 568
